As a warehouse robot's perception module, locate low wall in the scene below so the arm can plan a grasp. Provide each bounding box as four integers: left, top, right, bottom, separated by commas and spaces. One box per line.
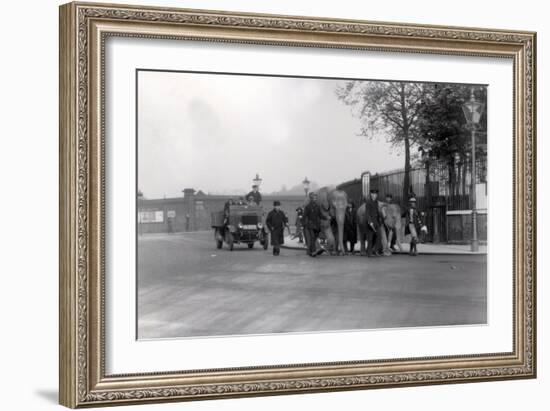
446, 209, 488, 244
138, 192, 305, 234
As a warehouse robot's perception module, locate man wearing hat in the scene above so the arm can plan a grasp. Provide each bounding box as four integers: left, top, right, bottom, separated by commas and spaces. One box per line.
404, 197, 427, 256
365, 188, 384, 257
246, 185, 262, 205
266, 200, 288, 256
303, 192, 327, 257
343, 200, 357, 254
384, 193, 398, 251
246, 195, 256, 206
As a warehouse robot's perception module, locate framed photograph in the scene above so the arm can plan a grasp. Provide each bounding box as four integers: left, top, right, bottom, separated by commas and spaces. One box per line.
59, 2, 537, 408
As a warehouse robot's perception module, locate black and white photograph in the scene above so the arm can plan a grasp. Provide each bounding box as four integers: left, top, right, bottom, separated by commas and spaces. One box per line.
136, 70, 488, 340
2, 0, 544, 408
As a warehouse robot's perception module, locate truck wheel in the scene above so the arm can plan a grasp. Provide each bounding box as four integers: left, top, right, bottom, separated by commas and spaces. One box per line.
248, 243, 254, 249
226, 232, 234, 251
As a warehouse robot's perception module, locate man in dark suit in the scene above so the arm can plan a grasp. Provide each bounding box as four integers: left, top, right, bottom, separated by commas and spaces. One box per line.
365, 189, 383, 257
266, 201, 288, 256
303, 192, 326, 257
343, 201, 357, 254
246, 185, 262, 205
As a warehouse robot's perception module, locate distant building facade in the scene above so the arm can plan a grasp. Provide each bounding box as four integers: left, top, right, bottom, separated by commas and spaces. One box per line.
137, 189, 305, 234
140, 155, 488, 245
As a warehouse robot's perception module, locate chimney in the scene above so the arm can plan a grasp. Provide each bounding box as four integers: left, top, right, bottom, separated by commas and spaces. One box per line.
183, 188, 196, 198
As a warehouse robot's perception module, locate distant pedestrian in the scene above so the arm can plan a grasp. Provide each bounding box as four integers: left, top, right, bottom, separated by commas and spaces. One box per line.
303, 192, 327, 257
266, 201, 288, 256
404, 197, 427, 256
294, 206, 304, 243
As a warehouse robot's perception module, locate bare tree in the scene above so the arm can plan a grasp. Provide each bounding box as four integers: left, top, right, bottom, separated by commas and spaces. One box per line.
336, 81, 426, 202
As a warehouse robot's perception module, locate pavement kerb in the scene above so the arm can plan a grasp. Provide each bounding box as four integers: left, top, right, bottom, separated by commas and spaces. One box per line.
279, 242, 487, 256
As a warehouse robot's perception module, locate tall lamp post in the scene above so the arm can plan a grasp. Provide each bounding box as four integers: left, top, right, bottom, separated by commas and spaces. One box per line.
253, 173, 262, 189
462, 88, 485, 252
302, 177, 310, 198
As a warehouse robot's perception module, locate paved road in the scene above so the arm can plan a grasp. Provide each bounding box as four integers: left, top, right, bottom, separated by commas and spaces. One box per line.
137, 231, 487, 339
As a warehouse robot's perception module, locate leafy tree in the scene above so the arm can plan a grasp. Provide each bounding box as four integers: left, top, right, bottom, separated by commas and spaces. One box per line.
417, 84, 486, 159
416, 84, 487, 196
336, 81, 426, 202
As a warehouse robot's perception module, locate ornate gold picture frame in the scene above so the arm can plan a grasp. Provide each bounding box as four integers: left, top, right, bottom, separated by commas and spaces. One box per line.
59, 1, 536, 408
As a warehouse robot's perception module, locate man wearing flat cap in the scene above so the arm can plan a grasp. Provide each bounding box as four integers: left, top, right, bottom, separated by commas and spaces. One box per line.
246, 185, 262, 205
365, 188, 384, 257
266, 200, 288, 256
404, 196, 427, 256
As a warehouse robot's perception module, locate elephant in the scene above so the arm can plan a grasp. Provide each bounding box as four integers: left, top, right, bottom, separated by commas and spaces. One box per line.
312, 186, 348, 256
380, 202, 404, 253
356, 201, 404, 256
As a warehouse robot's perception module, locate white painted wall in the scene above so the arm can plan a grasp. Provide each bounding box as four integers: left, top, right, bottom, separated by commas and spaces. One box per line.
0, 0, 546, 410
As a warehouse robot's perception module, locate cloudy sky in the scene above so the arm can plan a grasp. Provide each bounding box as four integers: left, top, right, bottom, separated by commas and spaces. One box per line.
137, 71, 404, 199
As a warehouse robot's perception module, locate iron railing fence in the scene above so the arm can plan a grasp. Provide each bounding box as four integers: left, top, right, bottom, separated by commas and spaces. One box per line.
370, 156, 487, 211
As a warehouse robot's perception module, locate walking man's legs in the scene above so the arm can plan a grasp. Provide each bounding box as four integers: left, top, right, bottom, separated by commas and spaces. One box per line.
387, 226, 397, 250
366, 227, 376, 257
305, 228, 316, 256
408, 224, 418, 256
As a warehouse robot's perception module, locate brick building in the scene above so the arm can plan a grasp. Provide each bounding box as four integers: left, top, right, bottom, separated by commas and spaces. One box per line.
137, 189, 305, 234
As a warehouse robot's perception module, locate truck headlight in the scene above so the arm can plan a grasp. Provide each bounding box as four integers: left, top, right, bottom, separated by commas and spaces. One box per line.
238, 223, 243, 229
257, 223, 263, 229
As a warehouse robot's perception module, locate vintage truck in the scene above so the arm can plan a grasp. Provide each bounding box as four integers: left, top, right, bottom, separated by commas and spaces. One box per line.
211, 204, 268, 251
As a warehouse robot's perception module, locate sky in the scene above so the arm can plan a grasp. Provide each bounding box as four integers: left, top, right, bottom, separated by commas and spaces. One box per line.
137, 71, 404, 199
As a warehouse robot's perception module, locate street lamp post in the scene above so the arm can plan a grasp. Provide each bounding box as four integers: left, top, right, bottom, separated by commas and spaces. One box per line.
462, 88, 485, 252
253, 173, 262, 188
302, 177, 310, 198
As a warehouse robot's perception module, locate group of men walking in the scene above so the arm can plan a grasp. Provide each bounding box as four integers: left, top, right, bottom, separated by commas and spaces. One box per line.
264, 191, 329, 257
266, 191, 334, 257
255, 184, 426, 257
361, 189, 425, 257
